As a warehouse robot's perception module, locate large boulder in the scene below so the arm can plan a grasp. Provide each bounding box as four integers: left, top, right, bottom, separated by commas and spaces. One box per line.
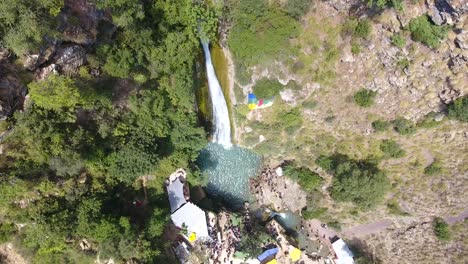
54, 45, 86, 75
455, 30, 468, 50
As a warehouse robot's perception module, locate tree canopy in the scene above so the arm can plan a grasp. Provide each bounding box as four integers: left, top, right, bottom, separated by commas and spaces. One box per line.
0, 0, 214, 262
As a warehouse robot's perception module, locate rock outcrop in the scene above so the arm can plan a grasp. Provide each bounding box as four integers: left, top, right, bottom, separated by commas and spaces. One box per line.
54, 45, 87, 75
0, 65, 26, 121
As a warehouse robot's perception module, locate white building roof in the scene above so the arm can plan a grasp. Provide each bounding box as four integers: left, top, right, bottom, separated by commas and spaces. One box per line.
166, 177, 186, 213
332, 239, 354, 264
171, 202, 209, 240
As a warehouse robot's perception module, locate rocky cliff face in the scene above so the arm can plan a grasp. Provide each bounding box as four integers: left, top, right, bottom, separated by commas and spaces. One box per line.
0, 57, 26, 122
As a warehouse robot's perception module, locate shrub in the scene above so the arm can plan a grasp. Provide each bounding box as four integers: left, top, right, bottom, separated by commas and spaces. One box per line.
253, 78, 284, 98
284, 0, 313, 19
424, 161, 442, 175
433, 217, 451, 241
353, 89, 377, 107
327, 154, 390, 208
380, 139, 405, 158
0, 223, 15, 243
408, 15, 449, 48
397, 58, 410, 70
367, 0, 403, 10
387, 199, 409, 215
228, 0, 299, 66
447, 96, 468, 122
392, 118, 416, 135
327, 220, 342, 231
354, 19, 372, 39
284, 164, 323, 192
372, 119, 390, 132
391, 33, 406, 48
302, 207, 328, 220
275, 107, 303, 133
315, 155, 333, 170
417, 112, 443, 128
351, 43, 361, 54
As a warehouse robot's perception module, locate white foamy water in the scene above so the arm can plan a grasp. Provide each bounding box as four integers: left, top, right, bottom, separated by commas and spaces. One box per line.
202, 42, 232, 148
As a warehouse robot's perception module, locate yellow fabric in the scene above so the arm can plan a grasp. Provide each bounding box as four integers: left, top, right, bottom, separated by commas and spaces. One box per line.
266, 259, 277, 264
290, 247, 301, 261
188, 232, 197, 242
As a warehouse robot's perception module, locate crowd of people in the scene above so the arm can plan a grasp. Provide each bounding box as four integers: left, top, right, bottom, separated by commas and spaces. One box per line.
250, 167, 287, 204
206, 212, 246, 264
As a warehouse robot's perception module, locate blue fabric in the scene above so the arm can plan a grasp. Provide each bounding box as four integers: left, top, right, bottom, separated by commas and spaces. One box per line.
257, 247, 279, 262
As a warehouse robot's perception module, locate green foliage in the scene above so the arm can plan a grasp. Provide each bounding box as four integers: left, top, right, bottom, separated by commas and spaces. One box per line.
354, 19, 372, 39
392, 118, 416, 135
284, 0, 313, 19
327, 220, 342, 231
315, 155, 334, 170
0, 222, 15, 243
342, 19, 372, 40
285, 164, 323, 192
397, 58, 410, 70
367, 0, 403, 10
447, 96, 468, 122
433, 217, 451, 241
239, 225, 270, 257
1, 1, 209, 262
302, 207, 328, 220
386, 199, 409, 215
391, 33, 406, 48
372, 119, 390, 132
252, 78, 284, 98
424, 161, 442, 175
380, 139, 405, 158
326, 154, 390, 208
28, 75, 83, 110
351, 43, 361, 54
353, 89, 377, 107
417, 112, 443, 128
408, 15, 449, 48
274, 106, 303, 133
0, 0, 61, 55
228, 0, 299, 67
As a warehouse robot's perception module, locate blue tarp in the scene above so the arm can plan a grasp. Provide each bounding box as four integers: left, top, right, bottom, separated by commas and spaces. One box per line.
257, 247, 279, 262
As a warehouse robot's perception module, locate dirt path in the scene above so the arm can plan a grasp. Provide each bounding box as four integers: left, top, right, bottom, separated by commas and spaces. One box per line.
444, 207, 468, 224
341, 219, 393, 238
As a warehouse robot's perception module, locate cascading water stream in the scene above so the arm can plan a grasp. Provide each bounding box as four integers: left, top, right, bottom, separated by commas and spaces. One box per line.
201, 41, 232, 148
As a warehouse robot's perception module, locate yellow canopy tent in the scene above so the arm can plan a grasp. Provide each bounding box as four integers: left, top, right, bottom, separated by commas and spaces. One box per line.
289, 247, 301, 262
266, 259, 277, 264
188, 232, 197, 242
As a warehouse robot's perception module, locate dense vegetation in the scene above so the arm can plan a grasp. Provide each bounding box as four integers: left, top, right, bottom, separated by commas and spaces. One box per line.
433, 217, 451, 241
252, 78, 284, 98
316, 154, 390, 208
285, 164, 323, 192
0, 1, 217, 262
424, 161, 442, 175
447, 96, 468, 122
408, 15, 449, 48
380, 139, 405, 159
227, 0, 300, 84
353, 89, 377, 107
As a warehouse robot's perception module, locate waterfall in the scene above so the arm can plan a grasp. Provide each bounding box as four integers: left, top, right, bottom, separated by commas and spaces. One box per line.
202, 41, 232, 148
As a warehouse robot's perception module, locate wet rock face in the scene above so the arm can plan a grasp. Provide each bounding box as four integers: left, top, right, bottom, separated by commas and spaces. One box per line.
54, 45, 87, 75
0, 66, 26, 121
